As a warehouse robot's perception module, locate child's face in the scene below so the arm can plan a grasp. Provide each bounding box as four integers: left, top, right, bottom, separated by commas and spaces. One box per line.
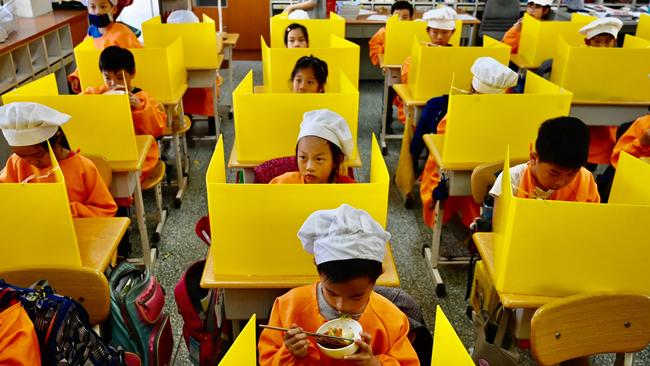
292, 67, 322, 93
296, 136, 335, 184
392, 9, 411, 21
427, 27, 454, 46
530, 153, 580, 191
12, 145, 50, 169
585, 34, 616, 48
102, 69, 134, 91
287, 29, 308, 48
87, 0, 115, 16
526, 3, 548, 20
319, 276, 374, 315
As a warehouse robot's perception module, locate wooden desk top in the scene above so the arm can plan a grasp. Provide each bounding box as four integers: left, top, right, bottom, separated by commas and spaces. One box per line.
200, 243, 400, 289
109, 135, 154, 172
378, 54, 401, 69
158, 83, 188, 106
0, 10, 86, 54
423, 133, 482, 171
74, 217, 130, 271
228, 143, 363, 170
473, 232, 559, 309
223, 33, 240, 45
392, 84, 428, 107
347, 9, 480, 25
186, 54, 225, 71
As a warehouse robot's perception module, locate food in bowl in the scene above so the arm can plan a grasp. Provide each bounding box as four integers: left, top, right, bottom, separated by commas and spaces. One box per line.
316, 318, 363, 359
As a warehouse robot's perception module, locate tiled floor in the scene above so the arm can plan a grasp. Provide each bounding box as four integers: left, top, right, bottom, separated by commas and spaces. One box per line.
137, 61, 650, 365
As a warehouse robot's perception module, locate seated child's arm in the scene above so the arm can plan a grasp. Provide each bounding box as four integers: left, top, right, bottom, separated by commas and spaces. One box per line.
502, 22, 522, 54
368, 28, 386, 67
70, 159, 117, 218
131, 92, 167, 138
0, 156, 18, 183
611, 119, 650, 168
400, 57, 410, 84
371, 312, 419, 365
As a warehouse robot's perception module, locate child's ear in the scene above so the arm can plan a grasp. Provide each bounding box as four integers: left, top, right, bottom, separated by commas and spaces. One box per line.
529, 151, 538, 164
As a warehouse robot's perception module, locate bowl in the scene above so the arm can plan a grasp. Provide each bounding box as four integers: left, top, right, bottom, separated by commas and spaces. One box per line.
103, 89, 126, 95
315, 317, 362, 359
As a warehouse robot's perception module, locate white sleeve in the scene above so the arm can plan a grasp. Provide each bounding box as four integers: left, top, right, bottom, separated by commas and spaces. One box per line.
489, 171, 504, 198
489, 163, 527, 198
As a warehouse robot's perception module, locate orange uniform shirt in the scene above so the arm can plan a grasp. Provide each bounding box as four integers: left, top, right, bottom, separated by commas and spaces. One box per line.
369, 27, 386, 66
0, 303, 41, 366
84, 86, 167, 181
258, 284, 419, 366
611, 115, 650, 168
502, 24, 521, 54
269, 171, 356, 184
588, 125, 617, 165
0, 152, 118, 217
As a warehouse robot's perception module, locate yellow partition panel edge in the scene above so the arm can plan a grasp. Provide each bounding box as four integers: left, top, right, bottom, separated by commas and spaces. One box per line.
234, 71, 359, 163
384, 16, 429, 65
492, 147, 515, 288
494, 150, 650, 297
636, 13, 650, 40
270, 12, 345, 48
2, 73, 58, 99
206, 135, 389, 277
218, 314, 257, 365
0, 144, 81, 271
609, 152, 650, 205
431, 306, 474, 366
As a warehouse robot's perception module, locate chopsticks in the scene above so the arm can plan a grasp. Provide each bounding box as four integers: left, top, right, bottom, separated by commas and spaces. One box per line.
259, 324, 356, 343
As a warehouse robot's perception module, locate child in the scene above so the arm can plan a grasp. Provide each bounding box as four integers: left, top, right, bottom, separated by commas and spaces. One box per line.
368, 1, 414, 66
258, 204, 419, 365
490, 116, 600, 202
284, 0, 327, 19
420, 57, 518, 228
291, 55, 328, 93
0, 102, 117, 218
502, 0, 552, 54
285, 23, 310, 48
68, 0, 141, 94
270, 109, 355, 184
83, 46, 167, 183
610, 114, 650, 168
397, 6, 457, 124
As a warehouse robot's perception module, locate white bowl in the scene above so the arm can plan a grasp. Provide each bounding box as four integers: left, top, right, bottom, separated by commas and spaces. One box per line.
103, 90, 126, 95
315, 318, 362, 359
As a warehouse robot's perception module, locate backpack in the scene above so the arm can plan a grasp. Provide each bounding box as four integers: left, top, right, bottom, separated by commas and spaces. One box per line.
0, 280, 133, 366
174, 260, 232, 365
108, 262, 174, 366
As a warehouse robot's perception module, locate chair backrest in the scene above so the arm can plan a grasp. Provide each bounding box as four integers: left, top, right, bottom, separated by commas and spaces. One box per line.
470, 159, 527, 204
530, 293, 650, 366
84, 154, 112, 189
253, 156, 298, 184
479, 0, 521, 38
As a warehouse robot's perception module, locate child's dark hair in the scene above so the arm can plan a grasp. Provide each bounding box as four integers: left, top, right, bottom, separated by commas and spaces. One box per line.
284, 23, 309, 46
291, 55, 328, 90
99, 46, 136, 74
295, 139, 345, 182
391, 1, 414, 17
536, 116, 589, 169
39, 128, 70, 151
317, 259, 383, 284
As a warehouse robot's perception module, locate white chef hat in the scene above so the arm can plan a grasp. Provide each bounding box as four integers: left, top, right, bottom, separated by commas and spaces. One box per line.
298, 204, 391, 265
579, 18, 623, 40
528, 0, 553, 6
81, 0, 117, 7
422, 7, 457, 30
298, 109, 354, 158
471, 57, 518, 94
288, 9, 310, 20
0, 102, 71, 147
167, 10, 200, 24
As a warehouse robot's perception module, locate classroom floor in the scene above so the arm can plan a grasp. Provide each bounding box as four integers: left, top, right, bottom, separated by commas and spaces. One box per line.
140, 61, 650, 365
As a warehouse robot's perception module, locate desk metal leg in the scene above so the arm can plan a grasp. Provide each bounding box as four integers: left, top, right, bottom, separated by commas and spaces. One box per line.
423, 200, 446, 297
380, 70, 391, 155
133, 177, 153, 269
173, 132, 188, 209
212, 78, 221, 138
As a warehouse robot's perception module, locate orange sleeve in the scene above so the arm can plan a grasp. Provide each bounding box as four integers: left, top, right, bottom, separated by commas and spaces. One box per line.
400, 56, 411, 84
0, 303, 41, 366
369, 27, 386, 66
69, 157, 117, 218
611, 116, 650, 168
502, 25, 521, 54
586, 176, 601, 203
375, 311, 420, 366
0, 156, 19, 183
131, 92, 167, 138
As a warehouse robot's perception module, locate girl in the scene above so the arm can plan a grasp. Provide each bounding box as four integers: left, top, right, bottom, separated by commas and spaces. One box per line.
0, 102, 117, 218
291, 55, 328, 93
270, 109, 355, 184
284, 23, 310, 48
502, 0, 553, 54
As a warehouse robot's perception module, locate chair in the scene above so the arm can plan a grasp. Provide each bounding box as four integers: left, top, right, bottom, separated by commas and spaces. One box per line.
470, 159, 527, 205
253, 156, 298, 183
84, 154, 112, 189
479, 0, 521, 41
530, 293, 650, 366
141, 160, 167, 244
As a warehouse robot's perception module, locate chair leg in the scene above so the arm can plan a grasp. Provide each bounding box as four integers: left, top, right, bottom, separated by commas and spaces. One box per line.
614, 353, 634, 366
152, 182, 167, 244
181, 133, 190, 176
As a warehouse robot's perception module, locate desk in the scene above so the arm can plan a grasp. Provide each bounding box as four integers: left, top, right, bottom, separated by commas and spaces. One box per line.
570, 100, 649, 126
75, 217, 130, 271
160, 84, 190, 207
200, 243, 400, 335
109, 135, 155, 269
222, 33, 240, 113
378, 55, 403, 155
187, 54, 225, 137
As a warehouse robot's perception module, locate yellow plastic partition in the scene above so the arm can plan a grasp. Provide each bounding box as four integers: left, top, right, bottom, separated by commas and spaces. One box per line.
206, 135, 389, 278
383, 16, 462, 65
407, 36, 510, 100
5, 73, 58, 96
551, 35, 650, 102
74, 37, 187, 103
219, 314, 257, 365
234, 70, 359, 163
518, 13, 594, 67
261, 35, 359, 92
431, 306, 474, 366
440, 72, 571, 169
637, 14, 650, 40
0, 145, 81, 271
270, 12, 345, 48
142, 15, 221, 69
493, 150, 650, 298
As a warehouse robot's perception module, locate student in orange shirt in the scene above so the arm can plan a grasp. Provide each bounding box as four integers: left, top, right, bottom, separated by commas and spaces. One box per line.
68, 0, 141, 93
0, 102, 117, 218
610, 114, 650, 168
502, 0, 552, 54
270, 109, 355, 184
291, 55, 328, 93
285, 23, 310, 48
368, 1, 414, 66
490, 116, 600, 203
83, 46, 166, 184
258, 204, 419, 366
